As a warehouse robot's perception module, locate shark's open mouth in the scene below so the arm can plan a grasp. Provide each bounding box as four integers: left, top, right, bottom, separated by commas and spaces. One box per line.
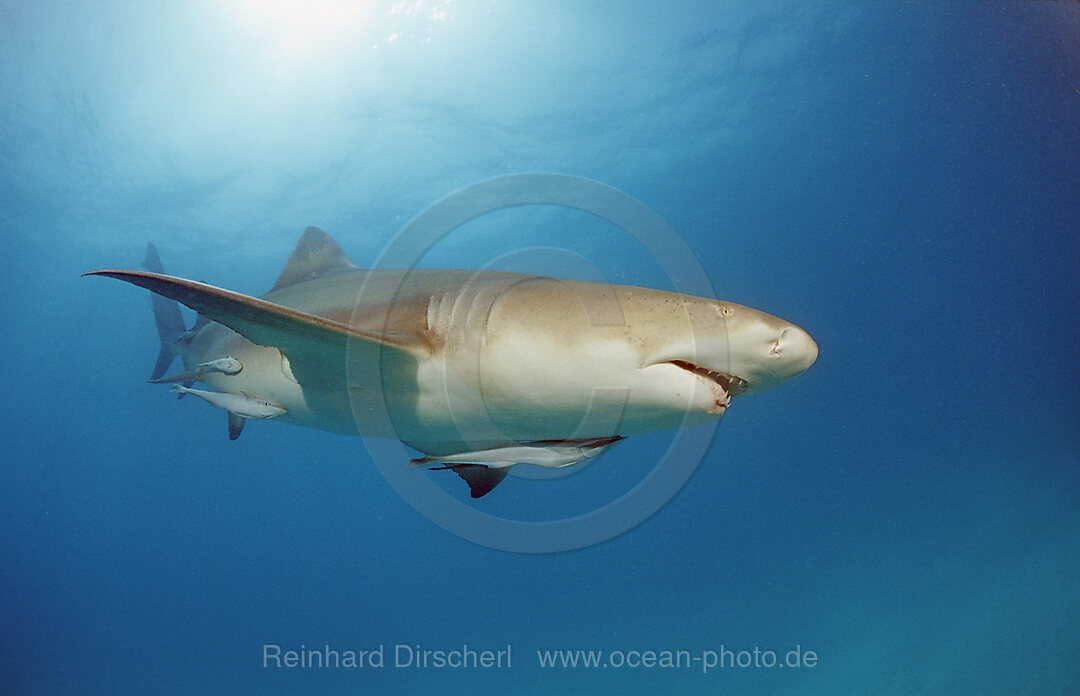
667, 360, 749, 397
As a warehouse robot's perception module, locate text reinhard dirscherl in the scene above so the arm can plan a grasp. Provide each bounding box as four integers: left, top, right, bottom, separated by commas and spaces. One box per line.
262, 643, 819, 674
263, 644, 512, 670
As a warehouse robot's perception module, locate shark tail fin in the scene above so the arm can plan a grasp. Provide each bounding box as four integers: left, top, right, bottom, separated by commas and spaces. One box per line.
142, 243, 188, 381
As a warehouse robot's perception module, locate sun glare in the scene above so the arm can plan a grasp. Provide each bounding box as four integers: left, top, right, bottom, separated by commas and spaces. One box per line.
234, 0, 374, 61
233, 0, 455, 58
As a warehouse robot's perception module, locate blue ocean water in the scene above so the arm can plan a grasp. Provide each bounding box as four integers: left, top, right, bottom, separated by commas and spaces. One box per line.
2, 1, 1078, 693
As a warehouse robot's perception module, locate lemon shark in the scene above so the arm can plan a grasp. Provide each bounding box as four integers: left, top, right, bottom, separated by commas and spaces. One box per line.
85, 227, 817, 497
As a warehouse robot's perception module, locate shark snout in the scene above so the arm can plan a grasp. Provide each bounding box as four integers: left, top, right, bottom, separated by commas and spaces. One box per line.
771, 325, 818, 379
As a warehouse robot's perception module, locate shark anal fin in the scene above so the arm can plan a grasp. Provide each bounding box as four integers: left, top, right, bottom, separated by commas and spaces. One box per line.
430, 464, 509, 499
227, 412, 245, 440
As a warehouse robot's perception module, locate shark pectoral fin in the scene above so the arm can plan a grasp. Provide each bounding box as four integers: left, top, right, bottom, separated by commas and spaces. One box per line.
227, 412, 245, 440
437, 464, 510, 499
83, 269, 427, 388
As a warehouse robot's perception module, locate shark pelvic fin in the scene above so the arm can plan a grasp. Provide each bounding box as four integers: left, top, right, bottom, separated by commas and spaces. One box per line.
271, 227, 359, 292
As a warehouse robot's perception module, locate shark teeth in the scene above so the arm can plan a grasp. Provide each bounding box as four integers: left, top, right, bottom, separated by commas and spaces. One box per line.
667, 360, 749, 397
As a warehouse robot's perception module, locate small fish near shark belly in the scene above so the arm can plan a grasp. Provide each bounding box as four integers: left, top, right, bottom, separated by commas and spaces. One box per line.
410, 436, 625, 498
198, 356, 243, 375
169, 385, 287, 441
149, 356, 244, 385
169, 385, 286, 419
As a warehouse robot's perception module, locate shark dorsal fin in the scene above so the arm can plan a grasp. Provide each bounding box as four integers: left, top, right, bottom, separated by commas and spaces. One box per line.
270, 227, 359, 292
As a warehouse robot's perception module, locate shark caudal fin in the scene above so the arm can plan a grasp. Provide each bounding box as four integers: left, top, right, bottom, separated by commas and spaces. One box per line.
142, 243, 188, 381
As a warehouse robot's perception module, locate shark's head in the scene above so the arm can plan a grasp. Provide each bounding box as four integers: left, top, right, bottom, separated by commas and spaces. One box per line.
453, 277, 819, 440
624, 297, 817, 422
699, 300, 818, 396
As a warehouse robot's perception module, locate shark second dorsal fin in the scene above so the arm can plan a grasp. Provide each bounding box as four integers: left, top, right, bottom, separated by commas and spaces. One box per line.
190, 314, 211, 334
270, 227, 359, 292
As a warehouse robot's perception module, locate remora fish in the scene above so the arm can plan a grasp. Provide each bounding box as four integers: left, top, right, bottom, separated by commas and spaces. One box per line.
198, 356, 243, 375
169, 385, 286, 440
86, 227, 817, 497
411, 436, 625, 470
411, 436, 625, 498
150, 356, 243, 385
